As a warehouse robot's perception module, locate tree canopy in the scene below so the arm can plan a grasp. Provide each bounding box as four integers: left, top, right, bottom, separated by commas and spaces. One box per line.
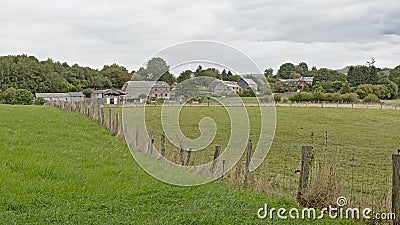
276, 63, 296, 79
0, 55, 133, 93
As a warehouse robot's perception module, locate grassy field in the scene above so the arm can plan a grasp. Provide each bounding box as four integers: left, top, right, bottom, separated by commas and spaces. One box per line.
0, 105, 353, 224
120, 104, 400, 211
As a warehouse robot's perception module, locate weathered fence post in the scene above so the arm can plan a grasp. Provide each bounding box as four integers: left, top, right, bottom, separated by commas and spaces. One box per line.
180, 140, 186, 165
148, 131, 154, 154
243, 140, 253, 185
186, 148, 191, 166
297, 146, 313, 205
108, 108, 112, 131
135, 126, 139, 147
161, 132, 166, 157
90, 103, 95, 119
210, 144, 221, 174
114, 113, 119, 135
101, 107, 105, 126
180, 140, 191, 166
97, 104, 100, 122
393, 154, 400, 225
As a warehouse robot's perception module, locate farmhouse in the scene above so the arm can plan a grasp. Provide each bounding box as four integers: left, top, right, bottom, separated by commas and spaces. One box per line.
122, 81, 170, 103
35, 92, 84, 102
212, 81, 240, 96
238, 78, 258, 91
92, 89, 123, 105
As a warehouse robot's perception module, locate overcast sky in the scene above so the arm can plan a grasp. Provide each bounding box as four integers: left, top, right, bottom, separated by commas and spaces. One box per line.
0, 0, 399, 74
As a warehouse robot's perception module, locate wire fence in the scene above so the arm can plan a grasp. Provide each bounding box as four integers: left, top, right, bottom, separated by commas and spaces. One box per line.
47, 100, 400, 223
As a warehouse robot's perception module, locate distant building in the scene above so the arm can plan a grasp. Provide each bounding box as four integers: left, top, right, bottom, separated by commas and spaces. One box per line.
208, 79, 222, 92
92, 89, 123, 105
276, 77, 314, 92
69, 92, 85, 102
238, 78, 258, 91
212, 81, 240, 96
122, 81, 170, 103
35, 92, 84, 102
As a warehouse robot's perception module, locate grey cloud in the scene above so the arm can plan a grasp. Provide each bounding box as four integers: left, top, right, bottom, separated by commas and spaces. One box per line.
0, 0, 398, 72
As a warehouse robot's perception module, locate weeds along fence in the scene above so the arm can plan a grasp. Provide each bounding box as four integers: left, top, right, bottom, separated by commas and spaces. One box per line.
48, 100, 400, 223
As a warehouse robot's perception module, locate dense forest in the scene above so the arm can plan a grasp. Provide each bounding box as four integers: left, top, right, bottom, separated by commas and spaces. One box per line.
0, 55, 133, 93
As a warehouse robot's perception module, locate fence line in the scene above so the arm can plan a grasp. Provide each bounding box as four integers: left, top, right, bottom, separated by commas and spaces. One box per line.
47, 100, 398, 222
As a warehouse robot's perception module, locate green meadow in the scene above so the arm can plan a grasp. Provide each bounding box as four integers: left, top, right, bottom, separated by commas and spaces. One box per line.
0, 105, 355, 224
123, 105, 400, 209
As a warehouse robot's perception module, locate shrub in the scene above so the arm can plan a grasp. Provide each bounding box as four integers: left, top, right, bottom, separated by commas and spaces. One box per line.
363, 94, 379, 103
288, 92, 313, 102
35, 97, 46, 105
82, 88, 93, 98
312, 91, 324, 102
340, 93, 358, 103
1, 87, 16, 104
282, 98, 288, 103
273, 95, 282, 102
11, 89, 33, 105
325, 93, 341, 102
356, 84, 374, 99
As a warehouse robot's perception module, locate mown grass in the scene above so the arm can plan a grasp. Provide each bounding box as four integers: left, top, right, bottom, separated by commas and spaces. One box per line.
0, 105, 351, 224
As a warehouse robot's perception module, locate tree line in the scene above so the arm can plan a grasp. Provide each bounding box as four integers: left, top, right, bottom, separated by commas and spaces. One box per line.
1, 54, 400, 104
268, 61, 400, 101
0, 55, 132, 93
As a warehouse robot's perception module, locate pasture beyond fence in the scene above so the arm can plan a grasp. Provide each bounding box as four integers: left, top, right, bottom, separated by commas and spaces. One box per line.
48, 100, 400, 223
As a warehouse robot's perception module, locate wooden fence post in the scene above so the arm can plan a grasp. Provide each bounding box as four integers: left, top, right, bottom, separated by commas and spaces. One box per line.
393, 154, 400, 225
97, 104, 100, 122
114, 113, 119, 135
108, 108, 112, 131
161, 132, 166, 157
101, 107, 105, 126
180, 140, 185, 165
148, 131, 154, 154
185, 148, 191, 166
180, 140, 191, 166
90, 103, 95, 119
243, 140, 252, 185
297, 146, 313, 205
210, 144, 221, 174
135, 126, 139, 147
